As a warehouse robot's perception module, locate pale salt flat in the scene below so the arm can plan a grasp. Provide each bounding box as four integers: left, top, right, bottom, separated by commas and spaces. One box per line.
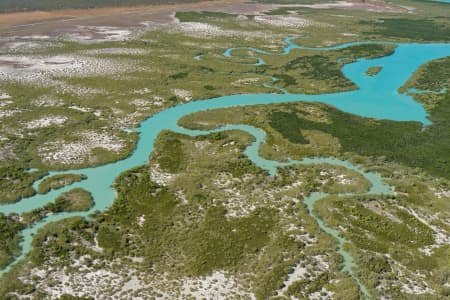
309, 287, 335, 300
26, 116, 68, 129
0, 54, 135, 84
172, 88, 193, 101
174, 21, 281, 40
434, 189, 450, 198
0, 91, 11, 99
39, 131, 124, 165
232, 77, 262, 87
254, 15, 328, 28
66, 26, 135, 43
0, 109, 19, 119
149, 163, 176, 186
277, 255, 330, 298
32, 95, 64, 107
0, 100, 12, 108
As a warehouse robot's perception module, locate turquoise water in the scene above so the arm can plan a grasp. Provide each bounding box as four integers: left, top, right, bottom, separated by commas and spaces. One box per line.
1, 39, 449, 297
305, 192, 369, 298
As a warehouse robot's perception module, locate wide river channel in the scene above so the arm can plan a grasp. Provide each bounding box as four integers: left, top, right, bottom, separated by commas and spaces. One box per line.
1, 38, 449, 298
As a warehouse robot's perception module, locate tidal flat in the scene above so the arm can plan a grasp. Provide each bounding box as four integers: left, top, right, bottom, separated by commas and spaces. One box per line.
0, 0, 449, 299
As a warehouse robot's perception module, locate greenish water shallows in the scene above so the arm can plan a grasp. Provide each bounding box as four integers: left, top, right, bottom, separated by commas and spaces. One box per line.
1, 38, 449, 298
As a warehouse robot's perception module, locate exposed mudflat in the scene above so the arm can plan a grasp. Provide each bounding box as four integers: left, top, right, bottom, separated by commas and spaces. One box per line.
0, 0, 407, 41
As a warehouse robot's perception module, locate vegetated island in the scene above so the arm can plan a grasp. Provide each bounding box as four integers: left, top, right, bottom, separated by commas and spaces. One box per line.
365, 66, 382, 76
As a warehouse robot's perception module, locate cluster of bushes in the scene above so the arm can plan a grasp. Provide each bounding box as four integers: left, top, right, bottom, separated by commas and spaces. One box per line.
362, 18, 450, 42
0, 214, 25, 269
268, 99, 450, 179
0, 166, 46, 204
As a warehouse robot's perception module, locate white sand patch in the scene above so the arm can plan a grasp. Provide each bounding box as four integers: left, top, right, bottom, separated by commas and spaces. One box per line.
176, 22, 231, 37
194, 140, 210, 150
68, 105, 91, 112
131, 98, 152, 108
286, 224, 317, 246
309, 287, 334, 300
0, 143, 16, 159
407, 209, 450, 249
26, 116, 68, 129
277, 255, 330, 297
23, 256, 256, 299
39, 131, 124, 165
434, 189, 450, 199
385, 254, 436, 295
149, 163, 175, 185
181, 271, 255, 300
152, 95, 166, 106
91, 236, 103, 254
0, 91, 11, 99
319, 169, 356, 185
22, 257, 177, 299
232, 77, 261, 87
112, 111, 143, 129
175, 190, 188, 205
32, 95, 64, 107
401, 280, 434, 295
137, 215, 145, 227
333, 174, 353, 185
0, 109, 19, 119
133, 87, 151, 95
0, 100, 12, 108
254, 15, 328, 28
174, 21, 277, 40
172, 89, 192, 101
67, 26, 135, 43
212, 172, 266, 218
20, 35, 51, 40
